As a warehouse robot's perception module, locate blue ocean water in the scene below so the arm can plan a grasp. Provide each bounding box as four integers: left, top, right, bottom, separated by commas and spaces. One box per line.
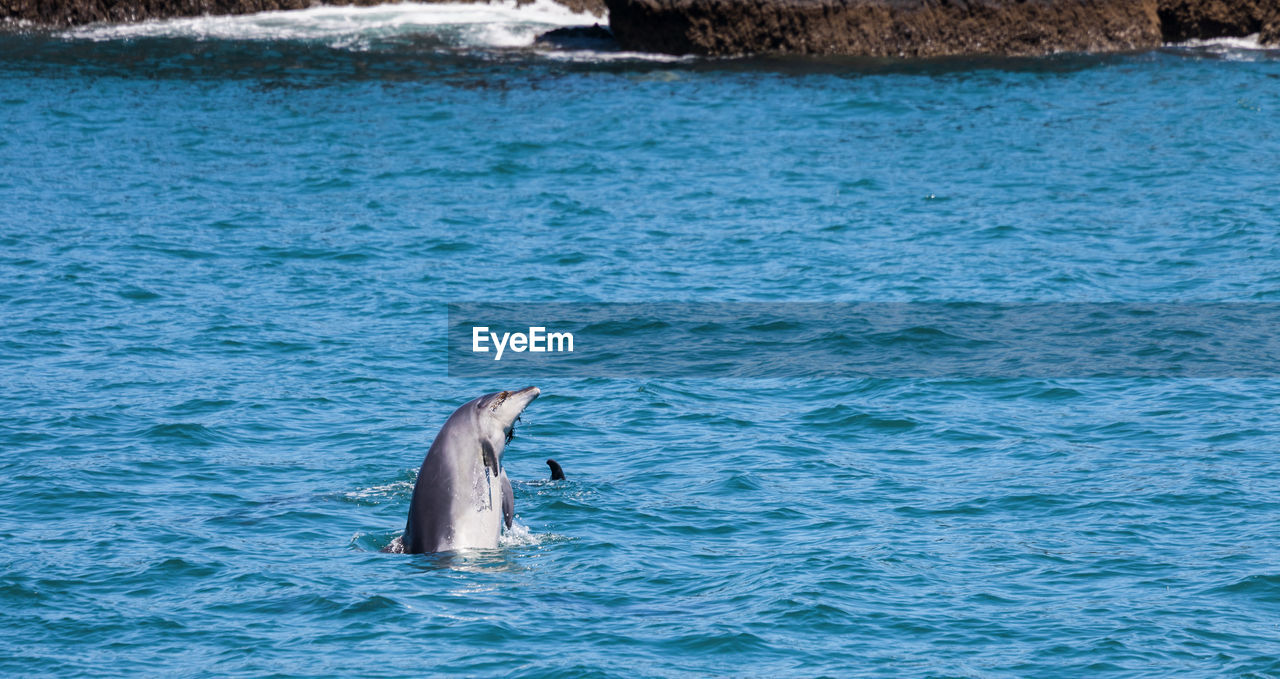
2, 6, 1280, 675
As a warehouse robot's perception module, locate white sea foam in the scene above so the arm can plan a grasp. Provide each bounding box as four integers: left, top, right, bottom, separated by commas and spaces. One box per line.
1169, 33, 1279, 61
498, 520, 542, 547
1172, 33, 1266, 50
64, 0, 599, 50
536, 48, 693, 63
344, 479, 414, 502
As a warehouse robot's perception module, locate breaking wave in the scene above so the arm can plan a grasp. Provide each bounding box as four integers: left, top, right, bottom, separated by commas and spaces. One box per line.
64, 0, 598, 50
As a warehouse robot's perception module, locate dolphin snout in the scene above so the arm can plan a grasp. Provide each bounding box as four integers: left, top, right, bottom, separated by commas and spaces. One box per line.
492, 386, 540, 427
506, 386, 539, 407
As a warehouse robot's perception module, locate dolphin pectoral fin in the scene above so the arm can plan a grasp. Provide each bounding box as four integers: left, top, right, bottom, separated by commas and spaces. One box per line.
501, 471, 514, 530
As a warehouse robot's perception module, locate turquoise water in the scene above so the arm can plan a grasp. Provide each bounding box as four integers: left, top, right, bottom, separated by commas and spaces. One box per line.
3, 7, 1280, 675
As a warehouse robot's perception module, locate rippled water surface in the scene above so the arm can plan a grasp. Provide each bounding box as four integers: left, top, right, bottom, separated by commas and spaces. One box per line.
2, 6, 1280, 676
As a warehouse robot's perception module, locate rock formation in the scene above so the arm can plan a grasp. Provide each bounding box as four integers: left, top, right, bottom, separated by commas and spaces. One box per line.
2, 0, 1274, 57
1158, 0, 1279, 42
603, 0, 1279, 56
534, 22, 617, 48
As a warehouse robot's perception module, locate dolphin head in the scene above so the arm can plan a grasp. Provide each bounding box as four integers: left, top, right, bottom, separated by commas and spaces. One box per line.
473, 386, 540, 455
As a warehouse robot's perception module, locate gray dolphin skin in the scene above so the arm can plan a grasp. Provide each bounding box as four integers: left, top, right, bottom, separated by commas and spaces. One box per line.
402, 386, 540, 554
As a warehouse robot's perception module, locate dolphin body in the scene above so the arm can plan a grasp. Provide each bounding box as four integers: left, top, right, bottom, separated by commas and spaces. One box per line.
401, 387, 540, 554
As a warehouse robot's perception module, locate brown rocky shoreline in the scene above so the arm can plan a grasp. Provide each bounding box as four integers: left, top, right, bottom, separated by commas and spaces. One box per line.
3, 0, 1275, 58
604, 0, 1280, 57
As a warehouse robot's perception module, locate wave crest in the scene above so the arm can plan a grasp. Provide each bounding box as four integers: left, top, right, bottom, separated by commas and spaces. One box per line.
64, 0, 597, 50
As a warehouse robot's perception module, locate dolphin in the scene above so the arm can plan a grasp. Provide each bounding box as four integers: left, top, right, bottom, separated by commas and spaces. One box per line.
400, 386, 540, 554
546, 459, 565, 481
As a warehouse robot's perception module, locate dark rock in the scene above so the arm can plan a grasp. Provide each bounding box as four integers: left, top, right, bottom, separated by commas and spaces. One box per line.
605, 0, 1164, 57
605, 0, 1279, 57
2, 0, 605, 29
1157, 0, 1280, 43
534, 22, 616, 49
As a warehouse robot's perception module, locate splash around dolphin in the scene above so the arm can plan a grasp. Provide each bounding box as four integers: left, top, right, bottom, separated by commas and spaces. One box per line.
395, 386, 540, 554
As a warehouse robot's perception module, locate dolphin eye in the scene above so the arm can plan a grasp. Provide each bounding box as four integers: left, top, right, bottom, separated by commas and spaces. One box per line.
488, 391, 511, 412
